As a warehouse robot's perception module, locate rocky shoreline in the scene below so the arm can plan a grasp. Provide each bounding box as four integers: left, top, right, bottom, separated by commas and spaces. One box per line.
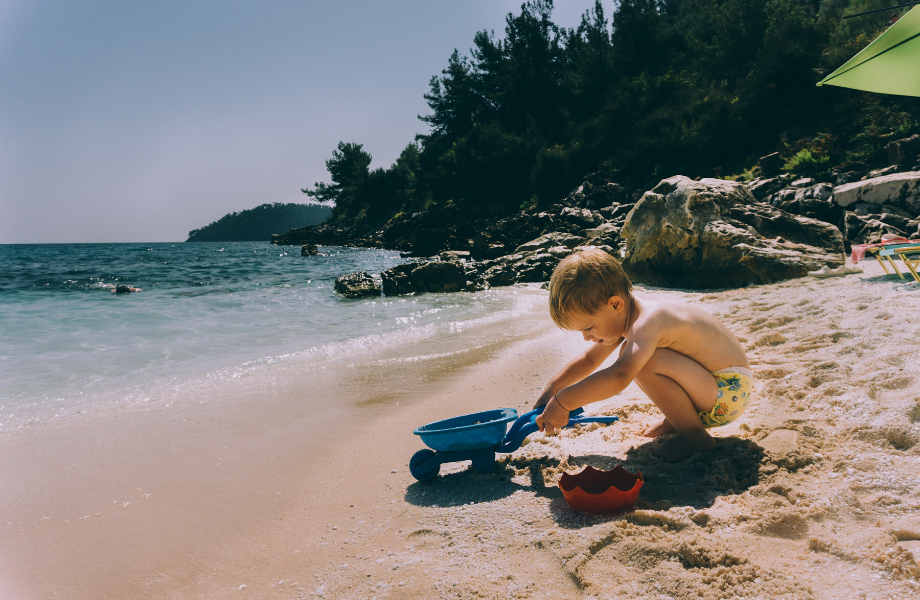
272, 138, 920, 298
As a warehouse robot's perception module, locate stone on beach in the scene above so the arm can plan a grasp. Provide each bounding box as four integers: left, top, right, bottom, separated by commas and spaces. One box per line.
621, 175, 845, 288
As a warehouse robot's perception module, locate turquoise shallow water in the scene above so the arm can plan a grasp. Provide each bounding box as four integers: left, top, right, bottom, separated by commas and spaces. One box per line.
0, 242, 548, 430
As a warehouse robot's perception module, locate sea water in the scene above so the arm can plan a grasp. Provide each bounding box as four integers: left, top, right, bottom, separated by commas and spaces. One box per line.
0, 242, 550, 431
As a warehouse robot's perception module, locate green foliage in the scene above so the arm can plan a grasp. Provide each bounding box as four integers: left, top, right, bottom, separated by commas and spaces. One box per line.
783, 149, 830, 173
308, 142, 431, 223
301, 142, 372, 205
304, 0, 920, 225
186, 203, 332, 242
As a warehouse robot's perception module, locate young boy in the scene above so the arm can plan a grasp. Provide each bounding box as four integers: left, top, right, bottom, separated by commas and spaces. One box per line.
534, 249, 752, 462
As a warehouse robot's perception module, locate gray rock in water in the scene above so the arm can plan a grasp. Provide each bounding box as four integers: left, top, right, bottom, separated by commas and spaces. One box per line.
381, 261, 468, 295
381, 264, 417, 296
621, 176, 845, 288
301, 244, 318, 256
334, 272, 381, 298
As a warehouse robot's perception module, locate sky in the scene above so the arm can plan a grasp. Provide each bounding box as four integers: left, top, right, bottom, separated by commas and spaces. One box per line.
0, 0, 602, 243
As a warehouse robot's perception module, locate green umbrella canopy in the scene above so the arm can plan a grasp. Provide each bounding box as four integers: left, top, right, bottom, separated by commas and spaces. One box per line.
817, 6, 920, 96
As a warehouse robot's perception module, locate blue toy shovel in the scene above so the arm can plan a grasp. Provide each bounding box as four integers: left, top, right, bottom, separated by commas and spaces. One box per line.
409, 405, 618, 482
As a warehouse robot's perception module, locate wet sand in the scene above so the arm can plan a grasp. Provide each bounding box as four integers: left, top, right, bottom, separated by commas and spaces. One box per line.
3, 261, 920, 599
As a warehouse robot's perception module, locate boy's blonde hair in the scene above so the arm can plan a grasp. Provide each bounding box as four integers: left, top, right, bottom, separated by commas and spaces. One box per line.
549, 248, 633, 329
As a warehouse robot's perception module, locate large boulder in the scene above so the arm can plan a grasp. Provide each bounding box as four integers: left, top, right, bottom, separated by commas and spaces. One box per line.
621, 176, 845, 288
334, 272, 381, 298
834, 172, 920, 216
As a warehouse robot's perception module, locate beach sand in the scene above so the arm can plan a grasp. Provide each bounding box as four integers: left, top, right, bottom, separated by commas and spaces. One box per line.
3, 260, 920, 599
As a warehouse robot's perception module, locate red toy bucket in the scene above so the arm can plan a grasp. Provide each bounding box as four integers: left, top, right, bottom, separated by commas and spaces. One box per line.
558, 465, 643, 513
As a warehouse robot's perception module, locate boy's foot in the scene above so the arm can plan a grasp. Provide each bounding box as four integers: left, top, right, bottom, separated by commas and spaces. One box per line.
652, 433, 716, 463
642, 418, 676, 438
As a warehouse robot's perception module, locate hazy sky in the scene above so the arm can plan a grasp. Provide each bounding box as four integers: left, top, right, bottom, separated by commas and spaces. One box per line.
0, 0, 601, 243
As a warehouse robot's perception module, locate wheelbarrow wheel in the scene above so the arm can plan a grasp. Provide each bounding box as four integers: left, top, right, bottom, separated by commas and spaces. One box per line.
409, 449, 439, 482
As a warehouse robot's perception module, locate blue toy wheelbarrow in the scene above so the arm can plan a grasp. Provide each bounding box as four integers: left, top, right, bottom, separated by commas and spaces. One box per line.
409, 406, 618, 482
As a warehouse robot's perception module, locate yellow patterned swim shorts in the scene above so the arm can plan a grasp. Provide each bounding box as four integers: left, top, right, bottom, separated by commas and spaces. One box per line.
698, 367, 753, 428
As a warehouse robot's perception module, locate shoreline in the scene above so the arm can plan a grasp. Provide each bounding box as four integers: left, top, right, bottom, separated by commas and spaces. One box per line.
0, 291, 563, 599
3, 261, 920, 599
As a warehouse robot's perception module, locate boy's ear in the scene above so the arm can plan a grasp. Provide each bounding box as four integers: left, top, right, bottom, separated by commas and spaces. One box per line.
607, 295, 625, 311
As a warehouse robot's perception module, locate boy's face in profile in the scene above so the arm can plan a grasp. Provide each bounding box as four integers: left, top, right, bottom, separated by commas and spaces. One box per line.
565, 295, 630, 345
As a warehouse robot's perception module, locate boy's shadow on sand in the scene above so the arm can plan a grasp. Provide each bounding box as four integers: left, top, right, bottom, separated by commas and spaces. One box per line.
404, 437, 763, 527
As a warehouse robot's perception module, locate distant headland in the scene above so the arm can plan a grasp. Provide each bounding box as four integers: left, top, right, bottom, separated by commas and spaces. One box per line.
186, 202, 331, 242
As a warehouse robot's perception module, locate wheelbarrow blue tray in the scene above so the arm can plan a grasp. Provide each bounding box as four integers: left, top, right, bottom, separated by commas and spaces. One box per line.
414, 408, 518, 452
409, 406, 618, 482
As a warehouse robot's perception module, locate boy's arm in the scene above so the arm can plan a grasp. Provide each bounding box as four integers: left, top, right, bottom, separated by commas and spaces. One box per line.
536, 332, 658, 434
531, 341, 620, 409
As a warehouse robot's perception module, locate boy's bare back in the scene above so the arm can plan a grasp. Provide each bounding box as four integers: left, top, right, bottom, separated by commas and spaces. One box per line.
624, 296, 749, 374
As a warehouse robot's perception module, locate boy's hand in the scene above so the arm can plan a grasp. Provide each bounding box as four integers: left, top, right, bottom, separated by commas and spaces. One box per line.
535, 396, 569, 435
